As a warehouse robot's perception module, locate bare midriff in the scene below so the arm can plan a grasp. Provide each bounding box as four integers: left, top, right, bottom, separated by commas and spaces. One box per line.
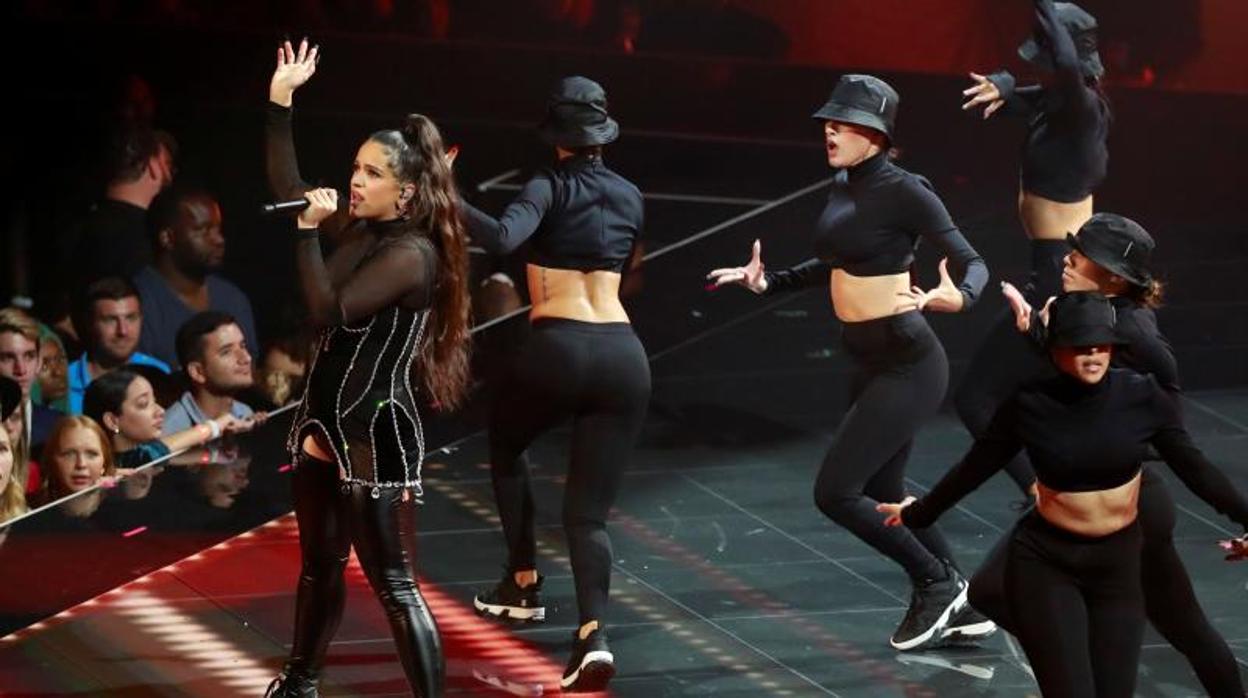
526, 263, 631, 324
830, 268, 914, 323
1019, 190, 1094, 240
1035, 471, 1142, 537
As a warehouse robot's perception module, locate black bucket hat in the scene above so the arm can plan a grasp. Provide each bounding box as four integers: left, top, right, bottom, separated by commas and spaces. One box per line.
537, 76, 620, 149
812, 74, 899, 140
1047, 291, 1127, 348
0, 375, 19, 422
1018, 2, 1104, 79
1066, 213, 1155, 288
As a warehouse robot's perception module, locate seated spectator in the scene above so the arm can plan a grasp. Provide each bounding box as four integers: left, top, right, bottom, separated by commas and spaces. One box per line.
32, 415, 115, 507
134, 187, 257, 369
0, 386, 29, 523
82, 368, 251, 469
33, 323, 70, 413
163, 311, 264, 434
70, 122, 176, 288
0, 307, 63, 451
67, 277, 170, 414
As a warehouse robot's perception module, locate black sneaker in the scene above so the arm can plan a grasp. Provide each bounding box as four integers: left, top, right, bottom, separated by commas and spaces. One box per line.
264, 667, 319, 698
473, 573, 546, 622
939, 604, 997, 646
560, 628, 615, 692
890, 563, 968, 651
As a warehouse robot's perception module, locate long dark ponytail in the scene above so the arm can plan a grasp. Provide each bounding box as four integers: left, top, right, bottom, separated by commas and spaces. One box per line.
370, 116, 472, 410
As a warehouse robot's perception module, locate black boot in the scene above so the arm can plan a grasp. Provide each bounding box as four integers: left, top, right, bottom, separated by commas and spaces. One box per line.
264, 666, 319, 698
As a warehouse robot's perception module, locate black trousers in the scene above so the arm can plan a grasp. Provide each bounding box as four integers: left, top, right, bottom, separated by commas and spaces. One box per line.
287, 456, 444, 697
1008, 511, 1145, 697
955, 239, 1069, 494
970, 470, 1246, 696
489, 319, 651, 625
814, 311, 957, 582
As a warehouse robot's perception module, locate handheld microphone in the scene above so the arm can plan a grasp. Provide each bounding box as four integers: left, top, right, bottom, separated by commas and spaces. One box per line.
260, 198, 313, 216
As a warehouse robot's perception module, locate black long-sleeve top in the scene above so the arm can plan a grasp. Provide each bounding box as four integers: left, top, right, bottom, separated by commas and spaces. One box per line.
902, 369, 1248, 533
460, 154, 643, 272
985, 0, 1109, 203
762, 151, 989, 308
266, 102, 438, 491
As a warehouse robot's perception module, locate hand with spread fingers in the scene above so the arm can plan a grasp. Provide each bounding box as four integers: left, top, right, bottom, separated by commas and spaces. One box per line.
962, 72, 1005, 120
706, 239, 768, 294
898, 258, 964, 313
270, 37, 320, 107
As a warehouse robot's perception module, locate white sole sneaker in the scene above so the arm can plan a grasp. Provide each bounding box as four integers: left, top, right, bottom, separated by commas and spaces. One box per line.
941, 618, 997, 641
560, 650, 615, 692
890, 584, 968, 651
473, 596, 546, 622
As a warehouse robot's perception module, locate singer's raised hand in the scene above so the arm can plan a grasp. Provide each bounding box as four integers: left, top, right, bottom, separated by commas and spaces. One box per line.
270, 37, 319, 107
297, 188, 338, 229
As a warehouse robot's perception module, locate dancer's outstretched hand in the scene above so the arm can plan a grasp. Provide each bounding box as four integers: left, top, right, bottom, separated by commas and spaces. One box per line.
297, 188, 338, 229
899, 258, 963, 313
1001, 281, 1033, 332
706, 239, 767, 294
877, 496, 917, 527
962, 72, 1004, 119
270, 38, 320, 107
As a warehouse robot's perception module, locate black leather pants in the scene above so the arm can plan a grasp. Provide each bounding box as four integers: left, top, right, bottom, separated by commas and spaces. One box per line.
285, 455, 444, 697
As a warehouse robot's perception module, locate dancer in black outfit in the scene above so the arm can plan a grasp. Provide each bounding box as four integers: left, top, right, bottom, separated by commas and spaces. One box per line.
978, 214, 1246, 696
463, 77, 649, 692
956, 0, 1111, 497
880, 292, 1248, 698
708, 75, 994, 651
263, 40, 472, 698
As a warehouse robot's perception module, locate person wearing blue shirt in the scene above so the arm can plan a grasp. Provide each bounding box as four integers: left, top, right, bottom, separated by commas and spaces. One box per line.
66, 276, 170, 415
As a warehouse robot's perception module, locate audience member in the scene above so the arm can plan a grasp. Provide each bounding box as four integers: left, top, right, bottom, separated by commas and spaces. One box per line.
134, 187, 258, 369
67, 277, 170, 414
163, 311, 265, 433
33, 324, 70, 412
0, 308, 63, 451
0, 385, 29, 523
33, 415, 116, 507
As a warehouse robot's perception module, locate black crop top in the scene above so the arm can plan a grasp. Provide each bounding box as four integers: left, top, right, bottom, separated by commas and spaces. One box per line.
763, 151, 989, 308
903, 369, 1248, 531
266, 102, 439, 492
461, 154, 643, 272
986, 0, 1110, 203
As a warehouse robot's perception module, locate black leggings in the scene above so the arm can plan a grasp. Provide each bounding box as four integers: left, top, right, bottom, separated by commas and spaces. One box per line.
813, 311, 957, 582
956, 239, 1069, 494
489, 319, 651, 625
970, 470, 1246, 696
287, 456, 443, 697
1005, 511, 1144, 697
